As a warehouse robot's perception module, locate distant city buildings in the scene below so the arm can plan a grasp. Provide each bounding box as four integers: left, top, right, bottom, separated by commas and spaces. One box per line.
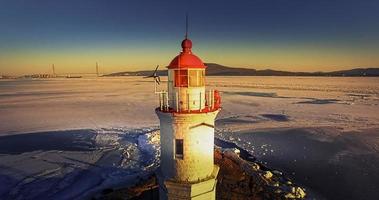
0, 75, 18, 79
23, 74, 57, 79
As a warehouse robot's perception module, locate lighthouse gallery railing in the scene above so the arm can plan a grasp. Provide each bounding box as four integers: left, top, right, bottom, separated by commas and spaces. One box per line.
157, 90, 221, 113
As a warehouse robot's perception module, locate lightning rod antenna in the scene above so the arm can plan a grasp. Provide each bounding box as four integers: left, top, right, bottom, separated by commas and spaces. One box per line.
185, 13, 189, 39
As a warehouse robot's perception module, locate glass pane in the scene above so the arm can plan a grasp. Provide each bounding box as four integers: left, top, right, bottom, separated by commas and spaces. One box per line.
174, 70, 188, 87
200, 70, 205, 86
189, 70, 198, 87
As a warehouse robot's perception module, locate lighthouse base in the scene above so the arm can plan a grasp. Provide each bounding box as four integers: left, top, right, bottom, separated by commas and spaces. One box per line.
158, 165, 219, 200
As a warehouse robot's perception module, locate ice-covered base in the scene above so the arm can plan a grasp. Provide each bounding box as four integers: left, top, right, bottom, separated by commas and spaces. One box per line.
0, 128, 160, 200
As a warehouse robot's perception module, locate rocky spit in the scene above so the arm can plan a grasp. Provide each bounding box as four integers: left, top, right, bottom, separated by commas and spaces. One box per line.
96, 147, 306, 200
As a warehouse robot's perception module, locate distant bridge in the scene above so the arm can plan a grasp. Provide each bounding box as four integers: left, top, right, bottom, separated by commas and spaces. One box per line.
26, 63, 105, 78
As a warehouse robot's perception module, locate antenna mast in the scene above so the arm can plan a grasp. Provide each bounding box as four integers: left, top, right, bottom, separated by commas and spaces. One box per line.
52, 64, 56, 77
185, 13, 189, 39
96, 62, 99, 77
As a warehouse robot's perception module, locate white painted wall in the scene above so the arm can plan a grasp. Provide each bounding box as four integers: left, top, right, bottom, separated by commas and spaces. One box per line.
156, 110, 220, 182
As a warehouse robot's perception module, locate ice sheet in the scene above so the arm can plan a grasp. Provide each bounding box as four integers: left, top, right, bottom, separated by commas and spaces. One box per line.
1, 76, 379, 199
0, 128, 160, 200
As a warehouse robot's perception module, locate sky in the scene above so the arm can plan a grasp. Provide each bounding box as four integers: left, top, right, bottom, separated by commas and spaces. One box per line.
0, 0, 379, 75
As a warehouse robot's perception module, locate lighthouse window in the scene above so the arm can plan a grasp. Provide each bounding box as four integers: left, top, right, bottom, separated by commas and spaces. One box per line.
175, 139, 184, 158
189, 70, 199, 87
189, 70, 205, 87
200, 70, 205, 86
174, 70, 188, 87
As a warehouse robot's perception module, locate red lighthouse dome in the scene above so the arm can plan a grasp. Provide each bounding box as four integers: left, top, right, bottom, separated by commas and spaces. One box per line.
168, 38, 206, 69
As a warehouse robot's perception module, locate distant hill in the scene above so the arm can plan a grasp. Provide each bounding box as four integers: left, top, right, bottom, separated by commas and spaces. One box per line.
105, 63, 379, 77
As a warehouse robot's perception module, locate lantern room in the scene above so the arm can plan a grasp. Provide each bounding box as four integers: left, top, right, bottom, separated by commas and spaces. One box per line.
166, 38, 207, 111
171, 69, 205, 87
155, 37, 221, 113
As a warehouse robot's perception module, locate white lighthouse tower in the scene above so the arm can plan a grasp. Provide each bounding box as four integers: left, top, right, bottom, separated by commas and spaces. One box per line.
155, 34, 221, 199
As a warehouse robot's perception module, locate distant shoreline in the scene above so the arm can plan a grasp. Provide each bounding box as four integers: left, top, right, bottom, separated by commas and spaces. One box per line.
104, 63, 379, 77
2, 75, 379, 81
2, 63, 379, 78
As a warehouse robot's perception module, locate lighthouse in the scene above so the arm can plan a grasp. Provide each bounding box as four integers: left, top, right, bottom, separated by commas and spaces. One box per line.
155, 35, 221, 199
